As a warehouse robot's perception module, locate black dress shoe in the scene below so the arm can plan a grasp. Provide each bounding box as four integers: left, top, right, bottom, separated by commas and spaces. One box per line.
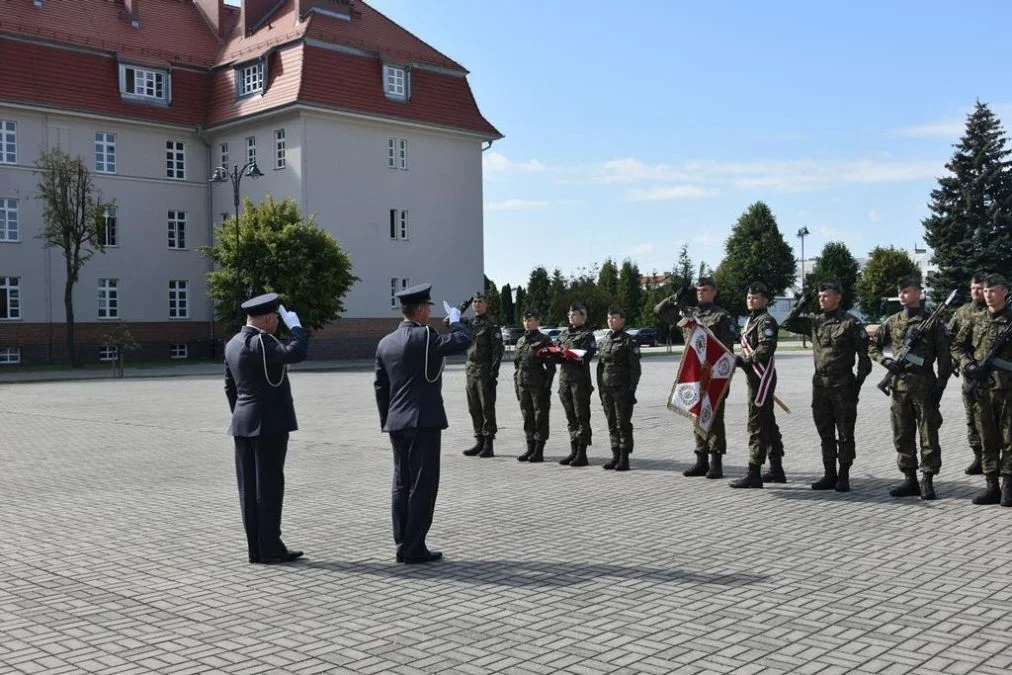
257, 550, 304, 564
403, 550, 443, 564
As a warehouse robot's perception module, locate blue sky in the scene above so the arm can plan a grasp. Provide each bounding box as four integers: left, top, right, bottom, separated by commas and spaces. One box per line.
246, 1, 1012, 287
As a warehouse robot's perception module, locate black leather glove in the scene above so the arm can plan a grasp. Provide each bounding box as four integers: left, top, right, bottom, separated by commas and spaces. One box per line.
927, 386, 944, 408
964, 362, 983, 380
882, 357, 903, 375
735, 356, 746, 369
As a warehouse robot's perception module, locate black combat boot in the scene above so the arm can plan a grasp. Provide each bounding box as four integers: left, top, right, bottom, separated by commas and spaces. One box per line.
811, 460, 838, 490
517, 440, 535, 462
729, 464, 763, 489
965, 451, 983, 475
683, 453, 709, 477
603, 447, 620, 470
705, 453, 723, 479
835, 464, 851, 492
559, 439, 578, 465
1001, 477, 1012, 507
570, 442, 589, 467
889, 470, 921, 498
614, 448, 630, 472
919, 473, 937, 500
529, 441, 545, 463
973, 473, 1001, 505
762, 457, 787, 484
478, 437, 495, 458
463, 437, 483, 456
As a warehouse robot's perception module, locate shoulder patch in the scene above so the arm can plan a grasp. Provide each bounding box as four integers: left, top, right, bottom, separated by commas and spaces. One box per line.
763, 327, 775, 337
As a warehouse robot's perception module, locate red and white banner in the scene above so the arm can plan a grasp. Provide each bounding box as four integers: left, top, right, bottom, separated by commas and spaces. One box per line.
667, 317, 736, 438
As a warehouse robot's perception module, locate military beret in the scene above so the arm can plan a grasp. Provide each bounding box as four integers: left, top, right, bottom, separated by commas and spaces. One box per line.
696, 276, 717, 289
241, 292, 280, 316
472, 290, 486, 301
395, 283, 434, 306
985, 273, 1009, 289
569, 301, 587, 314
818, 279, 842, 293
607, 304, 626, 317
747, 282, 771, 298
896, 275, 922, 290
523, 308, 542, 319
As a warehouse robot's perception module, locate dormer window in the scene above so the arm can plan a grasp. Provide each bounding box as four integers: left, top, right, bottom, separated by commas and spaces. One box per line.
238, 60, 265, 97
119, 64, 169, 103
383, 65, 408, 100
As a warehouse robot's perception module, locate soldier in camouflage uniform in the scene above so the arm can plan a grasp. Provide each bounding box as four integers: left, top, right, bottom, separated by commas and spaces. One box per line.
947, 272, 988, 475
459, 292, 504, 458
869, 276, 951, 500
729, 282, 785, 489
514, 310, 556, 463
556, 302, 597, 467
781, 279, 872, 492
596, 305, 641, 471
951, 273, 1012, 507
655, 276, 737, 479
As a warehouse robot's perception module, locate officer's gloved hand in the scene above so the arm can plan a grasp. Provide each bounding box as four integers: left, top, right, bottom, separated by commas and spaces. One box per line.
964, 361, 982, 380
443, 301, 461, 324
735, 355, 746, 370
277, 304, 302, 330
882, 357, 903, 375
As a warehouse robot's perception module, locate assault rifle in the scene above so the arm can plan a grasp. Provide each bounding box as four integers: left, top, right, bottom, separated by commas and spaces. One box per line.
967, 319, 1012, 399
877, 289, 957, 396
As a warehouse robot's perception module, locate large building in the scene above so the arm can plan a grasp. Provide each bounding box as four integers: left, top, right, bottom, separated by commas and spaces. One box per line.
0, 0, 501, 365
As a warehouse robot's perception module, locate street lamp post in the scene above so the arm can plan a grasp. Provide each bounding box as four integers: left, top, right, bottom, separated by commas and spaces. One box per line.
210, 161, 263, 325
797, 226, 810, 347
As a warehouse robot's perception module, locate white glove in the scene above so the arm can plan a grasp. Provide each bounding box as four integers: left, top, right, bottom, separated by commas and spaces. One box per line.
277, 304, 302, 329
443, 300, 461, 324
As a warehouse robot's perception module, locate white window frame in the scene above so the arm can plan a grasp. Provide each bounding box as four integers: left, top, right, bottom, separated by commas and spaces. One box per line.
170, 344, 188, 359
274, 129, 286, 169
389, 209, 408, 241
398, 138, 407, 170
387, 137, 396, 169
168, 280, 189, 319
0, 276, 20, 320
101, 206, 118, 247
238, 60, 265, 97
99, 346, 119, 362
0, 199, 19, 242
166, 140, 185, 179
95, 132, 116, 174
119, 65, 169, 102
219, 142, 229, 170
98, 278, 119, 320
167, 211, 187, 249
0, 347, 20, 365
1, 120, 17, 164
383, 65, 407, 99
390, 277, 409, 309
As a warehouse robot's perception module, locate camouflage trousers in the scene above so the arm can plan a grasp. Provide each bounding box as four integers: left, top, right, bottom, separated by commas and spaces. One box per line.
466, 374, 497, 439
746, 373, 783, 465
694, 391, 727, 456
890, 390, 942, 475
558, 375, 593, 444
961, 381, 983, 453
974, 387, 1012, 476
518, 386, 551, 442
811, 386, 857, 466
600, 387, 634, 452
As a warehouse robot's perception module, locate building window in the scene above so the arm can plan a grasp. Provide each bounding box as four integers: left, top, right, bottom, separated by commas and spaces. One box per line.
95, 132, 116, 173
246, 136, 256, 166
169, 280, 189, 319
120, 65, 168, 101
98, 278, 119, 319
275, 129, 286, 169
390, 277, 409, 308
99, 345, 119, 362
219, 142, 229, 169
387, 138, 407, 169
166, 141, 185, 179
100, 206, 118, 247
0, 347, 20, 365
167, 211, 187, 249
0, 276, 20, 319
389, 209, 408, 240
220, 212, 230, 224
383, 65, 407, 99
1, 120, 16, 164
170, 344, 188, 359
0, 199, 19, 242
238, 60, 264, 97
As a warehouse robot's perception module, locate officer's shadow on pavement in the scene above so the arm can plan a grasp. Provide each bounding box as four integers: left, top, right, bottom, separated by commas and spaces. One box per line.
298, 559, 769, 589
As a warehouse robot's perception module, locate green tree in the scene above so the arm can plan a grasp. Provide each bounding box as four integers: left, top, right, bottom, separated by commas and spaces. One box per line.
500, 283, 515, 325
714, 201, 796, 317
552, 269, 613, 328
923, 101, 1012, 302
545, 268, 568, 325
617, 259, 643, 325
671, 244, 695, 294
35, 148, 113, 366
515, 285, 526, 316
204, 196, 357, 332
597, 258, 620, 297
525, 266, 551, 318
805, 241, 860, 311
483, 275, 501, 317
854, 246, 921, 321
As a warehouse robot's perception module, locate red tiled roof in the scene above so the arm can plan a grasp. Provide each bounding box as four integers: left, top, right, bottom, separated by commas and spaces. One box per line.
206, 44, 304, 126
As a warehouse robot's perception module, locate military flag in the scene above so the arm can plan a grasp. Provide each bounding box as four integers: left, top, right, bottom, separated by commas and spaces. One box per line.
667, 316, 736, 438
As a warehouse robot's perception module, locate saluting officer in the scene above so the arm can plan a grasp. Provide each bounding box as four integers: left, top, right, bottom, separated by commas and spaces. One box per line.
514, 309, 556, 463
596, 305, 641, 471
460, 292, 505, 458
225, 293, 308, 564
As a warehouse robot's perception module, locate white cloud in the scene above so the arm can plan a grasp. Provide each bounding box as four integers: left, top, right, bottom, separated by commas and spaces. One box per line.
625, 185, 719, 202
485, 199, 550, 212
692, 233, 717, 248
483, 151, 547, 177
622, 242, 656, 257
867, 209, 882, 223
896, 121, 965, 138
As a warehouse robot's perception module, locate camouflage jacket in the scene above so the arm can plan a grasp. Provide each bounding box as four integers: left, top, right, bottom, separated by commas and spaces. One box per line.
656, 299, 737, 353
596, 330, 642, 391
740, 309, 778, 369
464, 313, 504, 378
557, 324, 596, 380
513, 330, 556, 389
951, 304, 1012, 391
782, 308, 872, 389
869, 308, 951, 392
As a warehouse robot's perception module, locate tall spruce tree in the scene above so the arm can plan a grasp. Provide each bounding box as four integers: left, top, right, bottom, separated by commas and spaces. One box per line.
714, 201, 796, 316
525, 267, 551, 317
923, 101, 1012, 301
617, 259, 643, 326
500, 283, 515, 325
598, 258, 620, 297
483, 275, 501, 317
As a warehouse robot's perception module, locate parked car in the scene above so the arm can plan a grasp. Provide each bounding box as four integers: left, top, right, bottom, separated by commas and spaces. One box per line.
629, 327, 658, 347
501, 327, 525, 345
539, 327, 563, 345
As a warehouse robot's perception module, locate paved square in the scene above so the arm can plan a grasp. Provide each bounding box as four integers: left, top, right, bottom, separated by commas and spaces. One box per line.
1, 352, 1010, 674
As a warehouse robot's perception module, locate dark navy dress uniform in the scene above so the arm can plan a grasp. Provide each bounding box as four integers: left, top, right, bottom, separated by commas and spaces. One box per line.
374, 284, 471, 563
225, 293, 308, 563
